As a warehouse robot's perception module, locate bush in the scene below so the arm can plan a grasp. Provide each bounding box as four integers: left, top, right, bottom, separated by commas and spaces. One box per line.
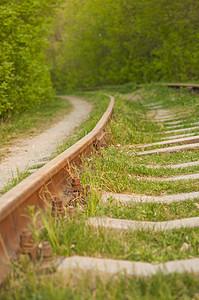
0, 0, 62, 119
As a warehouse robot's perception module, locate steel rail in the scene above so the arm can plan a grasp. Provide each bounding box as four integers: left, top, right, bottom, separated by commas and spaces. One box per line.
166, 83, 199, 94
137, 83, 199, 92
0, 95, 114, 281
167, 83, 199, 89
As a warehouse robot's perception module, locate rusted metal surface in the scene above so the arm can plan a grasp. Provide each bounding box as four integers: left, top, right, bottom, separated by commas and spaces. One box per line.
167, 83, 199, 93
67, 206, 77, 219
167, 83, 199, 88
41, 242, 53, 262
19, 229, 37, 261
137, 83, 199, 93
51, 196, 65, 218
0, 96, 114, 281
71, 177, 84, 198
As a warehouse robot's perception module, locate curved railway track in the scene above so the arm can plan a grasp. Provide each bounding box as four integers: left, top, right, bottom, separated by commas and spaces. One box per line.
0, 83, 199, 288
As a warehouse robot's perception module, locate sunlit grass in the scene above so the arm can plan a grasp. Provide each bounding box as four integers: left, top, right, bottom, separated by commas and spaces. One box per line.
95, 198, 199, 221
2, 264, 199, 300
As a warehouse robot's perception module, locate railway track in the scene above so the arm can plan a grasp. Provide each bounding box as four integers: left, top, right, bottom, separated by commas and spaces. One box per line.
1, 84, 199, 297
58, 85, 199, 280
0, 96, 114, 281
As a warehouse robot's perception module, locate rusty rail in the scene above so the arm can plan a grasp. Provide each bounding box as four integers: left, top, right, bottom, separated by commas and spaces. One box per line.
0, 95, 114, 280
167, 83, 199, 93
137, 83, 199, 93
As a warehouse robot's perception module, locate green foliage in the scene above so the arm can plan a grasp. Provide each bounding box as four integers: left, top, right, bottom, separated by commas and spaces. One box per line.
2, 0, 199, 117
0, 0, 62, 119
48, 0, 199, 89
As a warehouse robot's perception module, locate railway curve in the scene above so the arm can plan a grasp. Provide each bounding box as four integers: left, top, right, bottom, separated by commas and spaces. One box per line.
1, 83, 199, 291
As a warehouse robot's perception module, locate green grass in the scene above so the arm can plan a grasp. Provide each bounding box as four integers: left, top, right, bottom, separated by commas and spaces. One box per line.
82, 147, 199, 195
127, 162, 199, 177
19, 213, 199, 264
108, 98, 162, 145
137, 149, 199, 165
95, 199, 199, 222
1, 267, 199, 300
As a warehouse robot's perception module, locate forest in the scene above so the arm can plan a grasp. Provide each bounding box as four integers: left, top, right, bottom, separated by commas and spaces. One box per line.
1, 0, 199, 118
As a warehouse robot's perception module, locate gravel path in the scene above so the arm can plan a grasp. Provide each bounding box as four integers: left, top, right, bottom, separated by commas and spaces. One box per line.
0, 96, 92, 190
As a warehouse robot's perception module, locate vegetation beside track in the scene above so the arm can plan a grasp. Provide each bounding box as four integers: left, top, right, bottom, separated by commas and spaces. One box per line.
2, 269, 199, 300
139, 149, 199, 166
96, 199, 199, 222
82, 146, 199, 195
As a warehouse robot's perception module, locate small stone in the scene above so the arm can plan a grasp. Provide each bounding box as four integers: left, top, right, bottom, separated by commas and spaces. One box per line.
167, 246, 172, 252
194, 203, 199, 209
38, 243, 43, 249
28, 169, 38, 174
67, 206, 76, 218
193, 293, 199, 300
180, 242, 190, 252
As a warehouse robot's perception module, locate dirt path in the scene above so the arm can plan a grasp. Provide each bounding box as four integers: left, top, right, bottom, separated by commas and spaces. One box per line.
0, 96, 92, 190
